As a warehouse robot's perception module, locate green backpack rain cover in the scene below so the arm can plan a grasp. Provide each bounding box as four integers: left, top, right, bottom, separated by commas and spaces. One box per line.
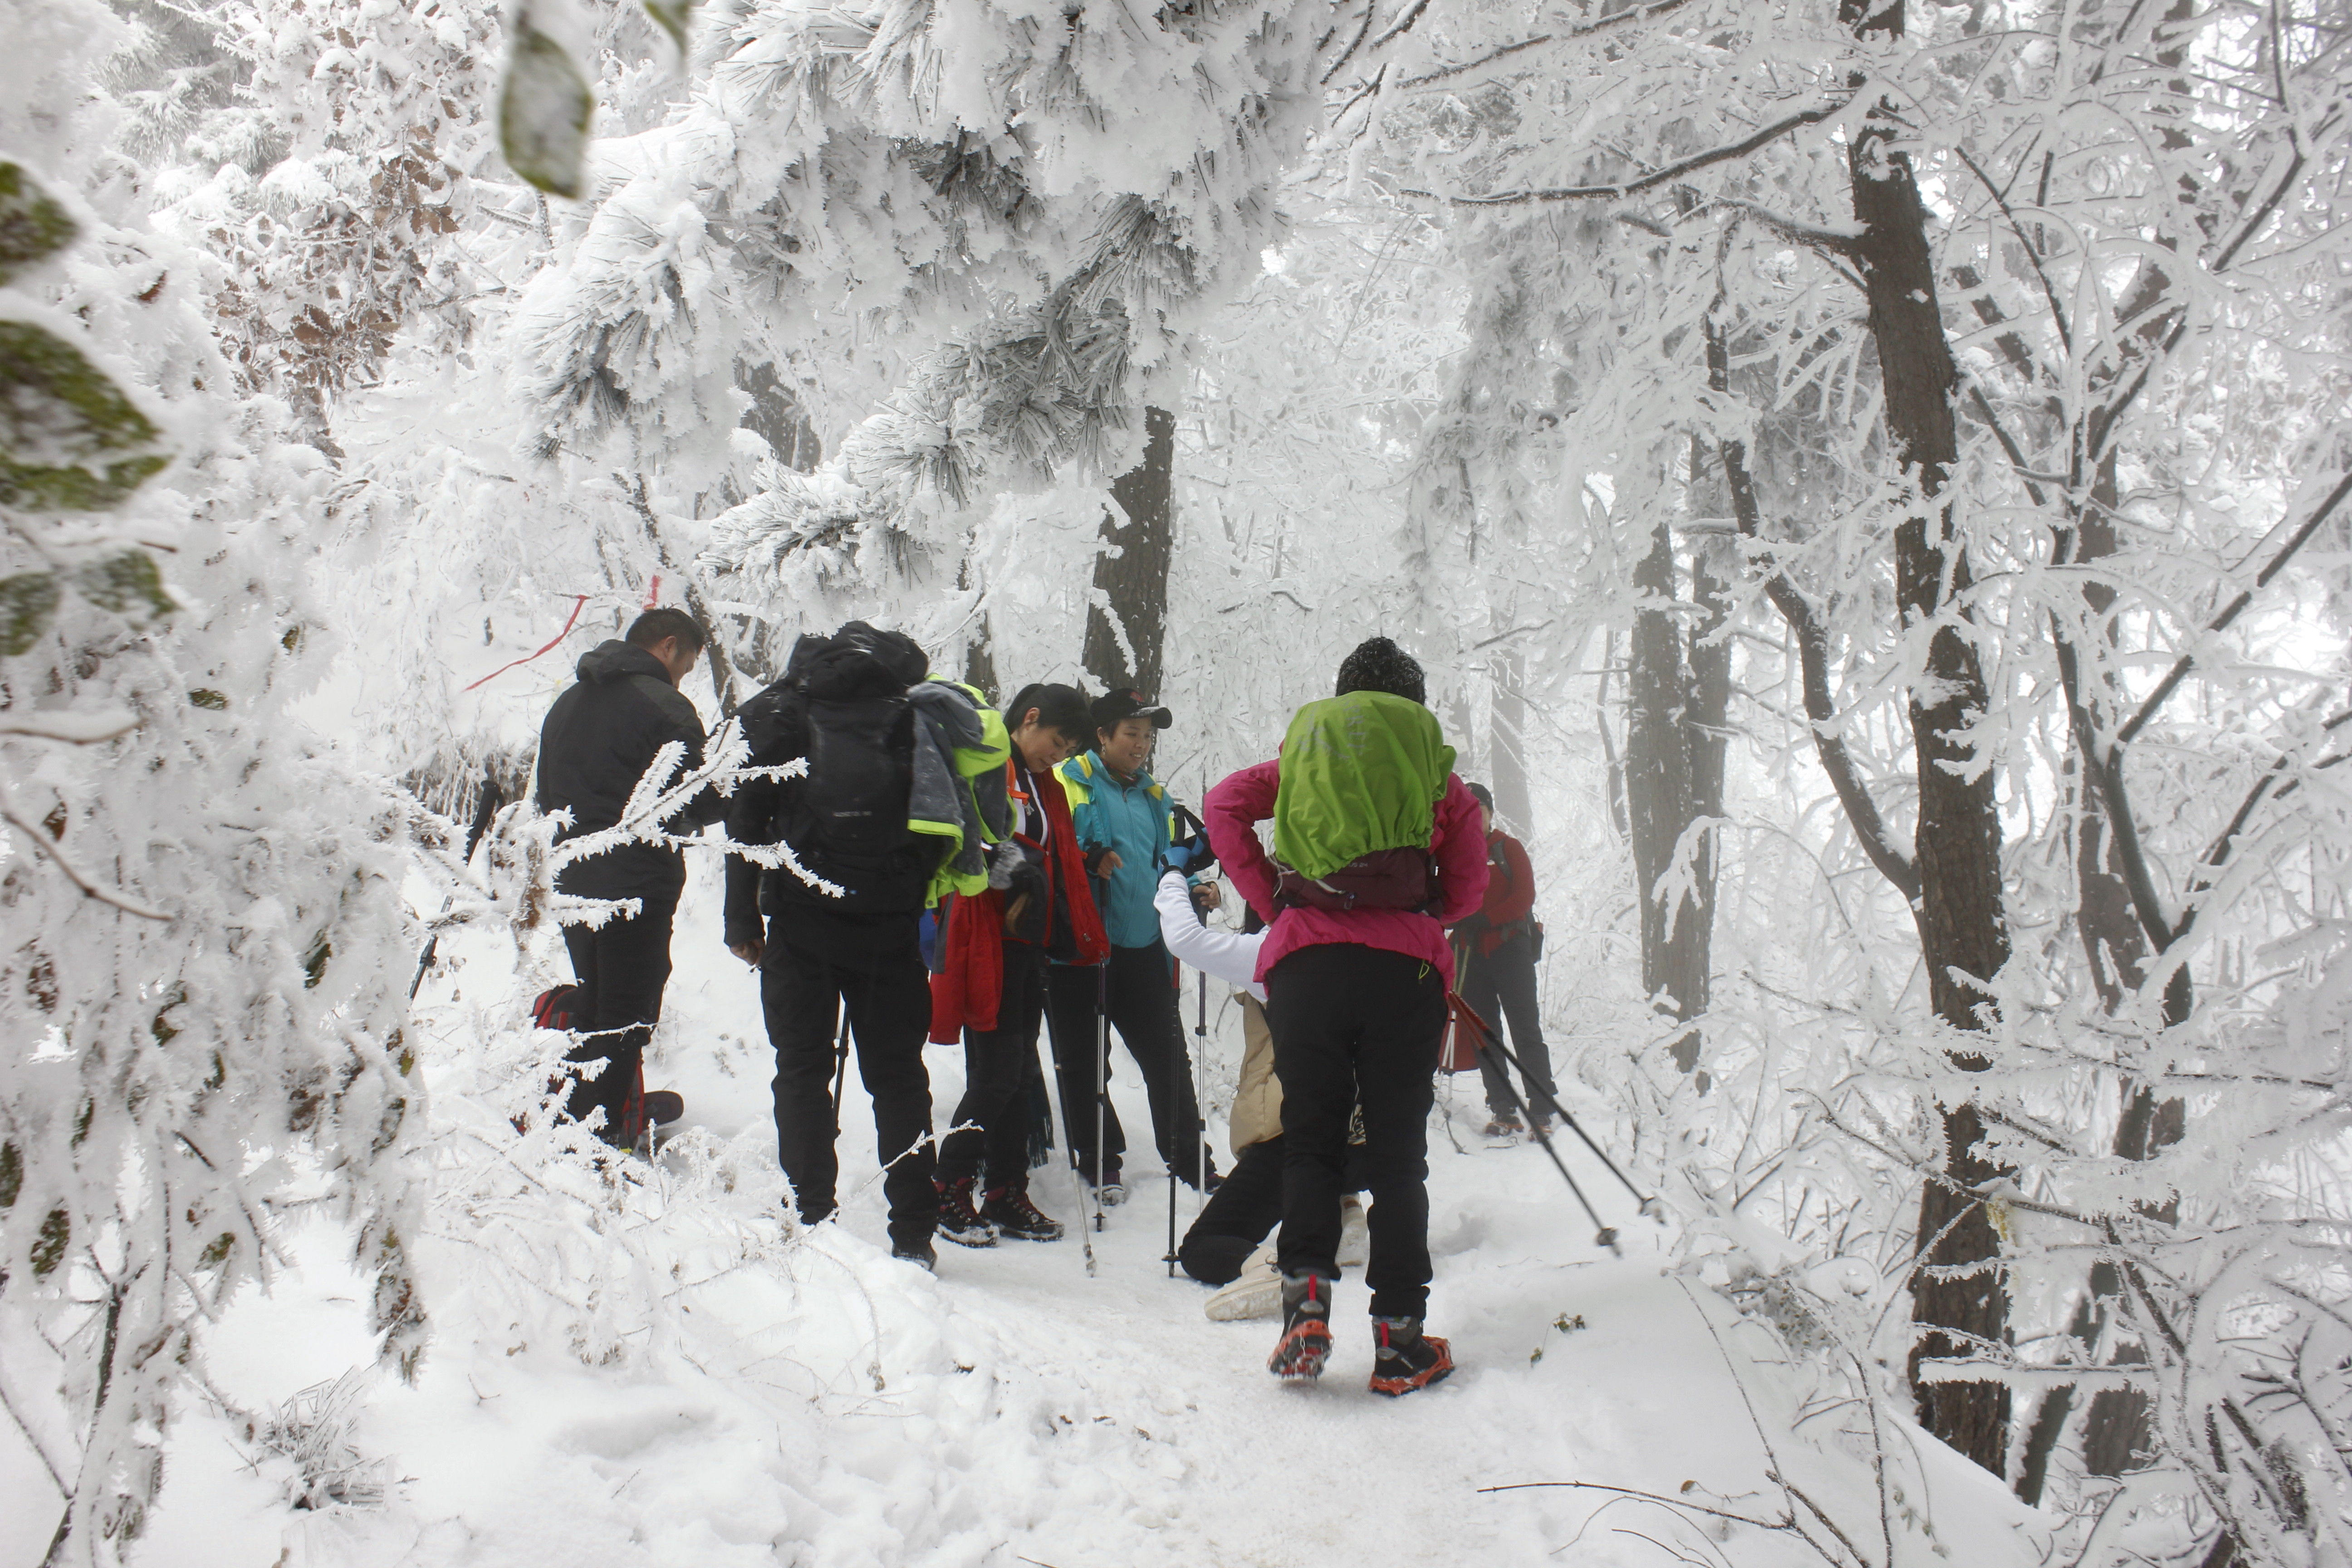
1272, 691, 1457, 879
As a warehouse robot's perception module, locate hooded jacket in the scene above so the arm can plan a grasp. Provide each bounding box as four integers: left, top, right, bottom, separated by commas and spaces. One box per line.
1057, 750, 1174, 948
929, 759, 1109, 1040
909, 679, 1012, 903
535, 639, 723, 902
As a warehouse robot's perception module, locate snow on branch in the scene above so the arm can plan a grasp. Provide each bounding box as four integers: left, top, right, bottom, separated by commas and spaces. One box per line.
1408, 99, 1855, 206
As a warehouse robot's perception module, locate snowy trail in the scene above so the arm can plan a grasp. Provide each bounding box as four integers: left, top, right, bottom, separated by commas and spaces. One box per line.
87, 884, 2045, 1568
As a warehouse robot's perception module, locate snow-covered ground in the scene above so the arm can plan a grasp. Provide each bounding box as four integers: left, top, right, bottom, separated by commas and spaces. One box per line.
5, 873, 2049, 1568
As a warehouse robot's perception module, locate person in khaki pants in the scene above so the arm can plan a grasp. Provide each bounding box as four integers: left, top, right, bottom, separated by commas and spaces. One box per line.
1158, 871, 1366, 1315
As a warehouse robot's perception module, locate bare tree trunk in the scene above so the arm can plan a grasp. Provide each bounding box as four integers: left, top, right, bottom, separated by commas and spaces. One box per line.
962, 620, 1000, 703
1842, 0, 2014, 1470
1083, 407, 1176, 696
1624, 510, 1715, 1075
1596, 634, 1629, 841
739, 361, 821, 471
1489, 649, 1533, 833
2019, 457, 2180, 1502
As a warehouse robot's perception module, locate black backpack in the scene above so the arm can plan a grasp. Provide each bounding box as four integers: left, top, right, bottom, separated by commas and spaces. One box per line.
755, 622, 929, 911
798, 693, 915, 862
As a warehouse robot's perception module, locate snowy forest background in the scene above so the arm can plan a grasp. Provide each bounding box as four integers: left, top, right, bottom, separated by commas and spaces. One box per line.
4, 0, 2352, 1560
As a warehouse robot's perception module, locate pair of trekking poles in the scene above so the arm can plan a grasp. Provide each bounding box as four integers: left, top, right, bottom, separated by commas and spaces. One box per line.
1049, 951, 1211, 1282
1447, 987, 1665, 1256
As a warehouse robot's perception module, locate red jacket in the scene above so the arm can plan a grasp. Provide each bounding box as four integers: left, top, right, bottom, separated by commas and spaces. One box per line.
1458, 830, 1537, 956
1204, 759, 1487, 988
930, 760, 1108, 1041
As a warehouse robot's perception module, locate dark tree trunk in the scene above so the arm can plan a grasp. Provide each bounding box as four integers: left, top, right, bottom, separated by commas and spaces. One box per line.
962, 623, 1000, 704
2057, 457, 2177, 1490
1623, 500, 1721, 1079
1842, 0, 2014, 1471
1083, 406, 1177, 697
739, 360, 822, 471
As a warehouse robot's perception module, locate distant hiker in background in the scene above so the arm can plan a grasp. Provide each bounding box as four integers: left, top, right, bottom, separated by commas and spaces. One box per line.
724, 622, 1008, 1271
534, 608, 725, 1149
929, 684, 1107, 1249
1204, 636, 1487, 1397
1154, 868, 1369, 1320
1451, 782, 1559, 1140
1048, 690, 1220, 1204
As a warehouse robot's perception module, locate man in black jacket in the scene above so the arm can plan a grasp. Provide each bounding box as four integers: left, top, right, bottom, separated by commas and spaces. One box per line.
536, 608, 725, 1145
723, 622, 950, 1268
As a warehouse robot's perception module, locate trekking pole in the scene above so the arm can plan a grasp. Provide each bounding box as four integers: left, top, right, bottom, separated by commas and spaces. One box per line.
1093, 962, 1110, 1233
1450, 993, 1622, 1255
411, 769, 506, 1000
1455, 990, 1665, 1222
1039, 997, 1098, 1277
828, 1000, 852, 1133
1194, 966, 1209, 1221
1165, 1081, 1179, 1280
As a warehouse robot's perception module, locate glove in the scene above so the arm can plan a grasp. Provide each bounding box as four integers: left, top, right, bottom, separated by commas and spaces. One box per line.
1163, 838, 1211, 875
986, 839, 1024, 891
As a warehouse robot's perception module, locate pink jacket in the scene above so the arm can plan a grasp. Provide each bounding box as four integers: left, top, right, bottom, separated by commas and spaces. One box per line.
1203, 758, 1489, 987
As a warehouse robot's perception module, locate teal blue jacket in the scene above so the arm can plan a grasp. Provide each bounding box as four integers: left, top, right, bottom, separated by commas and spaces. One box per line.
1056, 751, 1174, 950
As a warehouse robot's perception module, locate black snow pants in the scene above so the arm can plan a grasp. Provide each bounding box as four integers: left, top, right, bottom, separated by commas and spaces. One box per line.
558, 886, 678, 1144
1460, 934, 1558, 1117
938, 942, 1050, 1193
1178, 1134, 1376, 1285
1265, 944, 1449, 1320
1045, 941, 1215, 1188
760, 910, 938, 1252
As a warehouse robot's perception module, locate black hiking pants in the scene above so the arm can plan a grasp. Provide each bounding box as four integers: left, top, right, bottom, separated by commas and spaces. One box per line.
1046, 942, 1215, 1188
558, 886, 678, 1144
1179, 1135, 1376, 1285
1266, 944, 1449, 1320
1461, 934, 1558, 1117
761, 914, 937, 1251
938, 942, 1049, 1193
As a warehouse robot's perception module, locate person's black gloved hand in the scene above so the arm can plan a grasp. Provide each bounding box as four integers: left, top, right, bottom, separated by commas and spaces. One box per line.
1163, 838, 1214, 875
1166, 804, 1217, 876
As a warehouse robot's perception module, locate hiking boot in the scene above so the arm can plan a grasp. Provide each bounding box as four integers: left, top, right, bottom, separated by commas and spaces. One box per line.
1206, 1244, 1282, 1321
933, 1176, 999, 1248
982, 1186, 1064, 1241
1267, 1273, 1334, 1382
1089, 1173, 1127, 1208
892, 1238, 938, 1273
1484, 1112, 1525, 1139
643, 1090, 685, 1127
1368, 1317, 1454, 1397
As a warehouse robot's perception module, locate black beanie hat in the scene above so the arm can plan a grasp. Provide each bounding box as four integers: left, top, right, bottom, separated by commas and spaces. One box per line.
1335, 636, 1426, 706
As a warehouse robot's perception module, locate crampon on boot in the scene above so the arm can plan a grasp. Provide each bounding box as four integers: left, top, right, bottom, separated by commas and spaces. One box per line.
933, 1176, 999, 1248
1268, 1273, 1334, 1383
1368, 1316, 1454, 1397
981, 1185, 1064, 1241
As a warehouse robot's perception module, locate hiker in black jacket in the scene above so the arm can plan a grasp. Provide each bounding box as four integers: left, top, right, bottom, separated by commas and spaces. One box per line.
724, 622, 989, 1269
535, 608, 726, 1145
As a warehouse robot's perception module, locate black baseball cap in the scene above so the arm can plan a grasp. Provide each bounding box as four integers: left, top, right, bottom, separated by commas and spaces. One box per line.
1093, 689, 1172, 731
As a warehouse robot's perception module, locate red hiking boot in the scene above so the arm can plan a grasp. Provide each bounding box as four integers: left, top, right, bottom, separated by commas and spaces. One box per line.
1368, 1317, 1454, 1397
1268, 1273, 1334, 1382
933, 1176, 999, 1248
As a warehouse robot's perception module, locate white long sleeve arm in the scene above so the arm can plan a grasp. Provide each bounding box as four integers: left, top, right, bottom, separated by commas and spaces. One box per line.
1155, 872, 1266, 1000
